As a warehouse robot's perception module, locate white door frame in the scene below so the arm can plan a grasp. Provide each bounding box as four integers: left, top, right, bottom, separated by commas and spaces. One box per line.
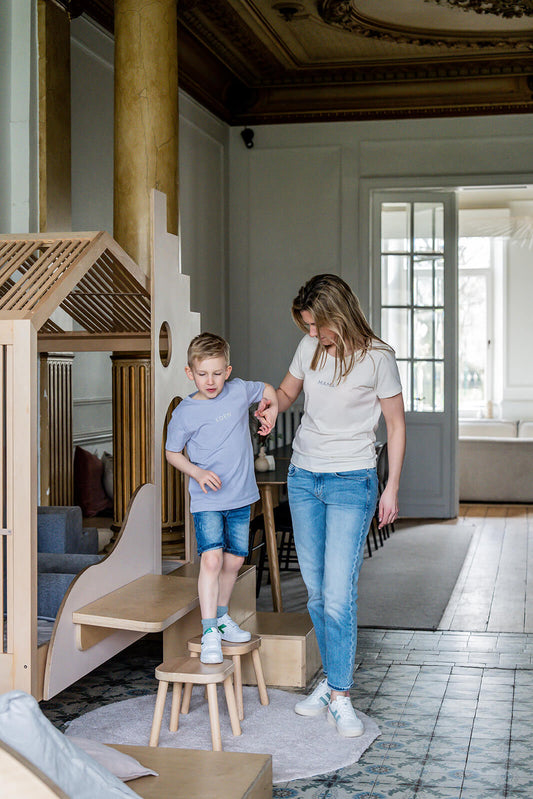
358, 174, 533, 518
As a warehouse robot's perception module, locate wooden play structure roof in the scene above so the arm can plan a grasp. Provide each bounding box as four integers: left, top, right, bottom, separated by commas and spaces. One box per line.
0, 231, 150, 351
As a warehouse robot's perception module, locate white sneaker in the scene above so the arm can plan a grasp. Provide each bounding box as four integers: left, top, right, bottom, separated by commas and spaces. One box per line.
327, 696, 364, 737
294, 678, 330, 716
201, 627, 223, 663
217, 613, 251, 643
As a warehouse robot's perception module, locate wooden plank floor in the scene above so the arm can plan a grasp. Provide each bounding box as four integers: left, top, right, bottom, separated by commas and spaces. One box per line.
439, 503, 533, 633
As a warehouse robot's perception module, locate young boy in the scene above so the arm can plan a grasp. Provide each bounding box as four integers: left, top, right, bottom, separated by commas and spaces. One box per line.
165, 332, 278, 664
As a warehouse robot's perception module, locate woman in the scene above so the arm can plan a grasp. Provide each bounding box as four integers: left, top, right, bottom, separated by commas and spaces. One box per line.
276, 274, 405, 737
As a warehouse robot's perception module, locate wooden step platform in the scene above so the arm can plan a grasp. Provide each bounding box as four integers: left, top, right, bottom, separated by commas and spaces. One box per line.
240, 611, 320, 688
111, 745, 272, 799
73, 566, 256, 654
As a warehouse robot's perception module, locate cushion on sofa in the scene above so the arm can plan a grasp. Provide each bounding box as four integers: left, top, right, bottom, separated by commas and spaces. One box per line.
67, 736, 158, 781
38, 553, 103, 574
74, 446, 113, 518
518, 421, 533, 439
458, 420, 517, 438
0, 691, 140, 798
37, 554, 103, 618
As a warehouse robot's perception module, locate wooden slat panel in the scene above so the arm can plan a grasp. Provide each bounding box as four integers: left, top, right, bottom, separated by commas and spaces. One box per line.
75, 261, 141, 330
0, 241, 38, 289
1, 241, 87, 312
22, 241, 89, 312
0, 234, 150, 339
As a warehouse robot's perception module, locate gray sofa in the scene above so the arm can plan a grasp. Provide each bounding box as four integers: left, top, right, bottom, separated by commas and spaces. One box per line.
459, 420, 533, 503
37, 507, 102, 618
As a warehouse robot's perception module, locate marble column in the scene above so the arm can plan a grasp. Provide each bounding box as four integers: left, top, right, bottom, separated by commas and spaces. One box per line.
112, 0, 179, 534
38, 0, 72, 232
113, 0, 179, 275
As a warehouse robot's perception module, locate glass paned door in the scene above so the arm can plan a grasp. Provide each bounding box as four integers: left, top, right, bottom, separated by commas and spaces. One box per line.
373, 191, 457, 518
381, 202, 445, 413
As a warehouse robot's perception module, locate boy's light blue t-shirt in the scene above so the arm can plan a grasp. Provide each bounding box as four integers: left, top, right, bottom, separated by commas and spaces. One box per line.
165, 378, 265, 513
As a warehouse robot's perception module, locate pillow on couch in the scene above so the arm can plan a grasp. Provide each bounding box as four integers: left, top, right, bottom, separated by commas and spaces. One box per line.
0, 690, 141, 798
101, 452, 114, 500
74, 446, 113, 518
67, 736, 157, 781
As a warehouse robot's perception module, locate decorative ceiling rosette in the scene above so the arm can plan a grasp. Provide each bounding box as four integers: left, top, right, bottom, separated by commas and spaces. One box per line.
317, 0, 533, 48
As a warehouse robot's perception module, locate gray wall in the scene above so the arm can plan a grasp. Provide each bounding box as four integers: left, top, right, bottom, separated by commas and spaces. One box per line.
228, 116, 533, 417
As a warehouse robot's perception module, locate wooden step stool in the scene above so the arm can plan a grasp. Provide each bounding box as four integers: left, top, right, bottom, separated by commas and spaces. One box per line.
149, 656, 241, 751
184, 633, 269, 721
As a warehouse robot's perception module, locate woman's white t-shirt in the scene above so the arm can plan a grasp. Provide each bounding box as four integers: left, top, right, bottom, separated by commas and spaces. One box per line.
289, 335, 402, 472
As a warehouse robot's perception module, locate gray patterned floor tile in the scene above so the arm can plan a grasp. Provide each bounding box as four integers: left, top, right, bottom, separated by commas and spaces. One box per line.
37, 629, 533, 799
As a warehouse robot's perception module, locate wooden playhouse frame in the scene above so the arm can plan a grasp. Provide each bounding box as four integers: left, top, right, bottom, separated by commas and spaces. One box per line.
0, 191, 202, 700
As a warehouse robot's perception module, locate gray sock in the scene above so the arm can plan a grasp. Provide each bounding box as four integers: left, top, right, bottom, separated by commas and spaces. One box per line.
217, 605, 228, 619
202, 617, 218, 634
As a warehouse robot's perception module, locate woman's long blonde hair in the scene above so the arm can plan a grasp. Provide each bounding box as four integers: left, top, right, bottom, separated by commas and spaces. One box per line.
291, 273, 387, 382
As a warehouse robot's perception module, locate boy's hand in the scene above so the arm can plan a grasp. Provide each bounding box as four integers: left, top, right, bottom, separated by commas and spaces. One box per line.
255, 384, 278, 436
254, 398, 273, 435
256, 408, 276, 436
194, 468, 222, 494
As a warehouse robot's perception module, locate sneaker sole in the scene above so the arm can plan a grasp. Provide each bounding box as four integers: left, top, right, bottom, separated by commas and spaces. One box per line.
327, 711, 364, 737
220, 634, 252, 643
201, 654, 223, 664
294, 699, 330, 717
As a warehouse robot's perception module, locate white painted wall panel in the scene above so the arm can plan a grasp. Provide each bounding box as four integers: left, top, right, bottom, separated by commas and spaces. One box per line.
179, 95, 228, 336
231, 146, 342, 385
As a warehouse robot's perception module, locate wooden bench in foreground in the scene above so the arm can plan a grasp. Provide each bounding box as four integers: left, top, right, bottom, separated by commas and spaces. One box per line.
0, 739, 272, 799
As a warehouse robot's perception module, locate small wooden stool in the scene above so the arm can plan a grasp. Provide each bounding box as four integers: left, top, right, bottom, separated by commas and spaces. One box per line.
184, 633, 269, 721
149, 656, 241, 751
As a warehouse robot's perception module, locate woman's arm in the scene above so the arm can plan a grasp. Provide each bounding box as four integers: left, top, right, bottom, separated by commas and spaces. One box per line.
377, 392, 406, 528
255, 371, 302, 424
276, 372, 304, 413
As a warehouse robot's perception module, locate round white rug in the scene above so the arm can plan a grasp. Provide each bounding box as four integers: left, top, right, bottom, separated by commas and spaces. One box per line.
66, 687, 380, 783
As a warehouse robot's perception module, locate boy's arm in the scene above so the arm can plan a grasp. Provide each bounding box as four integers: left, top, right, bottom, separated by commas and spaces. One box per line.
165, 449, 222, 494
256, 382, 278, 435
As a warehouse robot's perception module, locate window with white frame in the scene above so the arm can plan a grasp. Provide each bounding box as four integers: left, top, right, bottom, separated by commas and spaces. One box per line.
458, 209, 506, 418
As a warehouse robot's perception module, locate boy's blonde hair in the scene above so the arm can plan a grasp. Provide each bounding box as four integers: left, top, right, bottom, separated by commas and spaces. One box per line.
187, 332, 230, 367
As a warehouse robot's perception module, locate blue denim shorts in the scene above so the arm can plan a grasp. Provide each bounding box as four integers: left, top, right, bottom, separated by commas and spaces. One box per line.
192, 505, 251, 557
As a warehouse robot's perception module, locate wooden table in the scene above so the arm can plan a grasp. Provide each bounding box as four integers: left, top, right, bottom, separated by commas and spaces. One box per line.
254, 445, 292, 613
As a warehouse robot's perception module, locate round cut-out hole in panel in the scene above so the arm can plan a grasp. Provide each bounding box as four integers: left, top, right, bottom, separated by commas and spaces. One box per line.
159, 321, 172, 367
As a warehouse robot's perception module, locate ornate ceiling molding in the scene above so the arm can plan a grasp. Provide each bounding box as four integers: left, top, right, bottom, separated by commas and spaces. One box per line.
427, 0, 533, 18
177, 0, 283, 82
318, 0, 533, 48
72, 0, 533, 124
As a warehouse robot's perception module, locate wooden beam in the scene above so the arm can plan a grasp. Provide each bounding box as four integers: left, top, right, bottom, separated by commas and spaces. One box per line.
37, 332, 151, 352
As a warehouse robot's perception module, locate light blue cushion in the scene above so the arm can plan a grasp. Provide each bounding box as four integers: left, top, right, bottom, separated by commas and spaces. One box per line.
0, 691, 139, 798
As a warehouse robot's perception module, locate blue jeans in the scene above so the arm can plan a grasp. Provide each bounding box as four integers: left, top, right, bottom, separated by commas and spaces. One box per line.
287, 464, 378, 691
192, 505, 251, 557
